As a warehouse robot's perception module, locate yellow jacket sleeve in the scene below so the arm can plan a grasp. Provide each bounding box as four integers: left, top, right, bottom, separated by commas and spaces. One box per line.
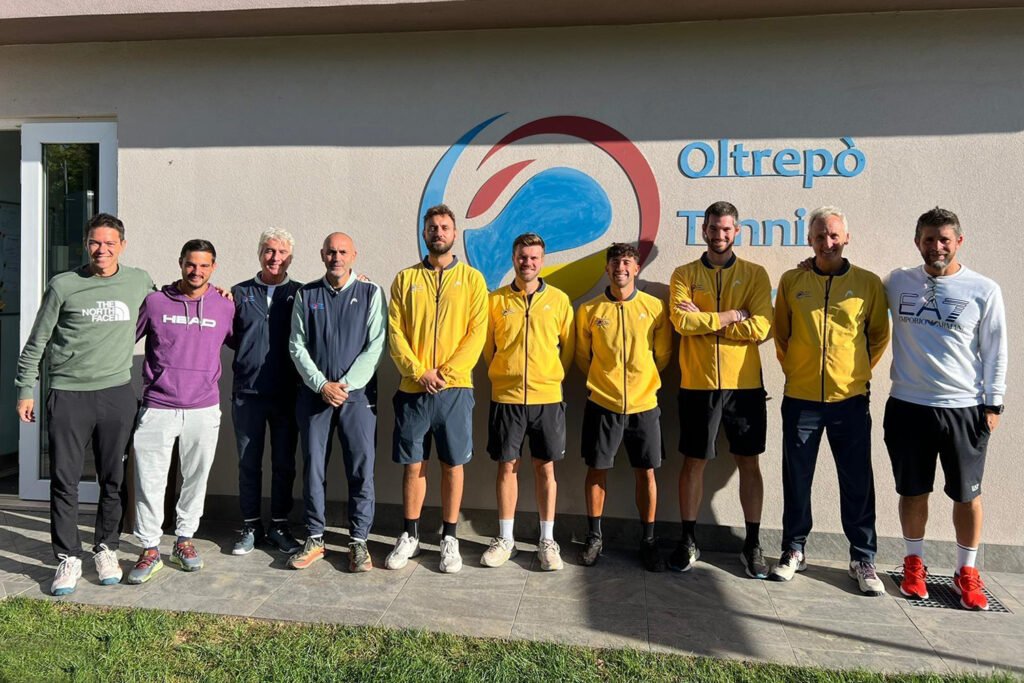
653, 303, 673, 372
438, 272, 488, 382
483, 297, 497, 368
669, 266, 721, 335
773, 274, 792, 363
559, 299, 576, 375
388, 275, 427, 382
866, 278, 891, 369
724, 267, 773, 343
574, 304, 592, 377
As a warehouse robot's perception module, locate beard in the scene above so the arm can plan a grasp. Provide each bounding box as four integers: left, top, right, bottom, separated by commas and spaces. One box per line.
708, 239, 734, 254
427, 239, 454, 256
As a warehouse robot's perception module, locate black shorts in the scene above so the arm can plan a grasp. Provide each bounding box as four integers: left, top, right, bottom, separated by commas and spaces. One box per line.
392, 388, 475, 466
487, 402, 566, 463
883, 397, 989, 503
581, 401, 663, 470
677, 388, 767, 459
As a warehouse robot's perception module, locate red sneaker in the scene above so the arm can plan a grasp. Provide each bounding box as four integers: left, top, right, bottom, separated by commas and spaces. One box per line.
953, 566, 989, 611
900, 555, 929, 599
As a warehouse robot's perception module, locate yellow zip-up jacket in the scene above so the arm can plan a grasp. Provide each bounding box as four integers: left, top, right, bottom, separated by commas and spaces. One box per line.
670, 254, 773, 390
774, 260, 890, 402
575, 287, 673, 414
388, 256, 488, 393
484, 279, 574, 405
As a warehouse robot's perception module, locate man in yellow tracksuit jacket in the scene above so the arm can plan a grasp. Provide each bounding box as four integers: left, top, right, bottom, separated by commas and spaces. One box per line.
481, 233, 574, 572
576, 242, 673, 572
385, 204, 488, 575
771, 206, 890, 596
669, 201, 773, 579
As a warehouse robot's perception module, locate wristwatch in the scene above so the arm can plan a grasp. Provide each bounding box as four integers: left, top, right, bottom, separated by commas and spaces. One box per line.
984, 404, 1005, 415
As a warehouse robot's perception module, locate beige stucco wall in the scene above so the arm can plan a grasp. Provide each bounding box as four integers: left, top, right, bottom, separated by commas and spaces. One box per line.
0, 9, 1020, 547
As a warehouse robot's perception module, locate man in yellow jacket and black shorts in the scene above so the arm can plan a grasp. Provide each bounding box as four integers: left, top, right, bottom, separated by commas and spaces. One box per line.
481, 233, 574, 571
772, 206, 890, 595
386, 204, 488, 574
669, 201, 773, 578
576, 242, 673, 571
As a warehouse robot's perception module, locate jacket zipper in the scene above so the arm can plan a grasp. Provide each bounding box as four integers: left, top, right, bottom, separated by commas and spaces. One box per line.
715, 268, 722, 391
433, 268, 443, 370
619, 303, 627, 414
523, 291, 532, 405
821, 276, 833, 402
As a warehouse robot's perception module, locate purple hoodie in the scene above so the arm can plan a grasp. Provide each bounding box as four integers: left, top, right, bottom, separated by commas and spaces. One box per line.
136, 283, 234, 409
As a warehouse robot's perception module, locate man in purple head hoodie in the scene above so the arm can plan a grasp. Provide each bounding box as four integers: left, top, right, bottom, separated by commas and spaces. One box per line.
127, 239, 234, 584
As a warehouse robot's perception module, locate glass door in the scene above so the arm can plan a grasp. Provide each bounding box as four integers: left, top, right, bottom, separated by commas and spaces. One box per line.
19, 122, 117, 502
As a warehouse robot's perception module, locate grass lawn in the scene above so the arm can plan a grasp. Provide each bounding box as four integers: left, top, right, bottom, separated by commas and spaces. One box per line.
0, 597, 1015, 683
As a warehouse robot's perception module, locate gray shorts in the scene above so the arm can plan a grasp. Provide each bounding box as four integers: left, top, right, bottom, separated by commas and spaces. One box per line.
392, 388, 475, 466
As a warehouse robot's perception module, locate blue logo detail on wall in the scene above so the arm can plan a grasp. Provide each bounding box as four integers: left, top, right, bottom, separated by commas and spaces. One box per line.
462, 167, 611, 290
420, 113, 660, 298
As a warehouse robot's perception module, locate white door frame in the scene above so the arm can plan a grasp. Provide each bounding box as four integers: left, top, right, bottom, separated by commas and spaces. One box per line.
19, 121, 117, 502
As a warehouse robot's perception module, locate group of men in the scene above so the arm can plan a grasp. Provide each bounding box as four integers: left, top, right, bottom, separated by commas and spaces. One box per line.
15, 201, 1006, 612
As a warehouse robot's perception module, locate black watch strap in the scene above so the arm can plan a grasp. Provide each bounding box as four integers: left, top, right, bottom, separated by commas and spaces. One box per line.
984, 404, 1005, 415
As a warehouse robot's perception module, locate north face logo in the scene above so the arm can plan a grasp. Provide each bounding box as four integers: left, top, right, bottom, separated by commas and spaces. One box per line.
80, 300, 130, 323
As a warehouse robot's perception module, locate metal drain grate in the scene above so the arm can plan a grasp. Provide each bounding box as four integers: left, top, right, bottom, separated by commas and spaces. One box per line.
887, 572, 1012, 613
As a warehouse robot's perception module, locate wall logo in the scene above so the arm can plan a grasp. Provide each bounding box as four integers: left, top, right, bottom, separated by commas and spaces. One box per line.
419, 114, 659, 300
80, 300, 130, 323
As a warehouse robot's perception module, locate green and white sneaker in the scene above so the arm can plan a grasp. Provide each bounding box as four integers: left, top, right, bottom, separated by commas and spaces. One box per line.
128, 548, 163, 585
170, 539, 204, 572
51, 555, 82, 596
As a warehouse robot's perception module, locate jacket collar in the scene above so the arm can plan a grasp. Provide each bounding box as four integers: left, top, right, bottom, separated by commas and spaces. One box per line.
510, 278, 547, 294
422, 254, 460, 271
811, 258, 851, 277
700, 252, 737, 269
605, 285, 638, 302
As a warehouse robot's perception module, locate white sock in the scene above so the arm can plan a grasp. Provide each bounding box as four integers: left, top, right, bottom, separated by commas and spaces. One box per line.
539, 520, 554, 541
498, 519, 514, 542
957, 544, 978, 570
904, 537, 924, 561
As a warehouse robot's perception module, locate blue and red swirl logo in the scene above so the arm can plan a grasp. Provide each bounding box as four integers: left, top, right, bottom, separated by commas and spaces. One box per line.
419, 114, 660, 300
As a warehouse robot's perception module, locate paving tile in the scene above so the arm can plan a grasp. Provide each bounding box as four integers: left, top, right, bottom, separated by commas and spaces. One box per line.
252, 600, 382, 627
645, 568, 777, 617
924, 630, 1024, 675
401, 552, 532, 596
380, 584, 518, 638
0, 554, 53, 584
790, 648, 952, 674
521, 552, 645, 605
763, 563, 892, 602
901, 599, 1024, 635
770, 594, 913, 626
646, 603, 794, 664
134, 591, 264, 617
265, 573, 403, 613
779, 615, 935, 659
989, 571, 1024, 604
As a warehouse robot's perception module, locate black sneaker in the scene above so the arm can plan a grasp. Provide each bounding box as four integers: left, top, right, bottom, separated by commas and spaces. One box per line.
668, 541, 700, 572
639, 539, 666, 572
740, 544, 770, 579
231, 522, 264, 556
267, 524, 302, 554
578, 534, 603, 566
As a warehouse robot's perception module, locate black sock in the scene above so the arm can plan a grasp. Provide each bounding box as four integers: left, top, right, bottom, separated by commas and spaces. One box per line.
442, 521, 457, 539
404, 518, 419, 539
641, 522, 656, 543
744, 521, 760, 551
587, 516, 602, 538
681, 520, 697, 546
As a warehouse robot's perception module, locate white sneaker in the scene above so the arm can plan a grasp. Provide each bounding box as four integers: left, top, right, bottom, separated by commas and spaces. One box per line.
537, 539, 564, 571
93, 544, 123, 586
51, 555, 82, 596
439, 535, 463, 574
849, 560, 885, 596
769, 549, 807, 582
384, 532, 420, 570
480, 537, 517, 567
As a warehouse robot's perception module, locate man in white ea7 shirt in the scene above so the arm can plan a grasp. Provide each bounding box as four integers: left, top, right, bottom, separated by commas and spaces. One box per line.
883, 207, 1007, 611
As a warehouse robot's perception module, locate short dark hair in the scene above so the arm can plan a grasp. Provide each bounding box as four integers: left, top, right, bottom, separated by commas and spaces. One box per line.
179, 239, 217, 262
915, 207, 961, 239
606, 242, 641, 263
512, 232, 546, 254
87, 213, 125, 240
703, 201, 739, 224
424, 204, 456, 228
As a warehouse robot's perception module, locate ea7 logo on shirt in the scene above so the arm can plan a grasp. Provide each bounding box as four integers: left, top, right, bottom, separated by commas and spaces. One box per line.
898, 293, 969, 330
80, 300, 131, 323
162, 314, 217, 328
